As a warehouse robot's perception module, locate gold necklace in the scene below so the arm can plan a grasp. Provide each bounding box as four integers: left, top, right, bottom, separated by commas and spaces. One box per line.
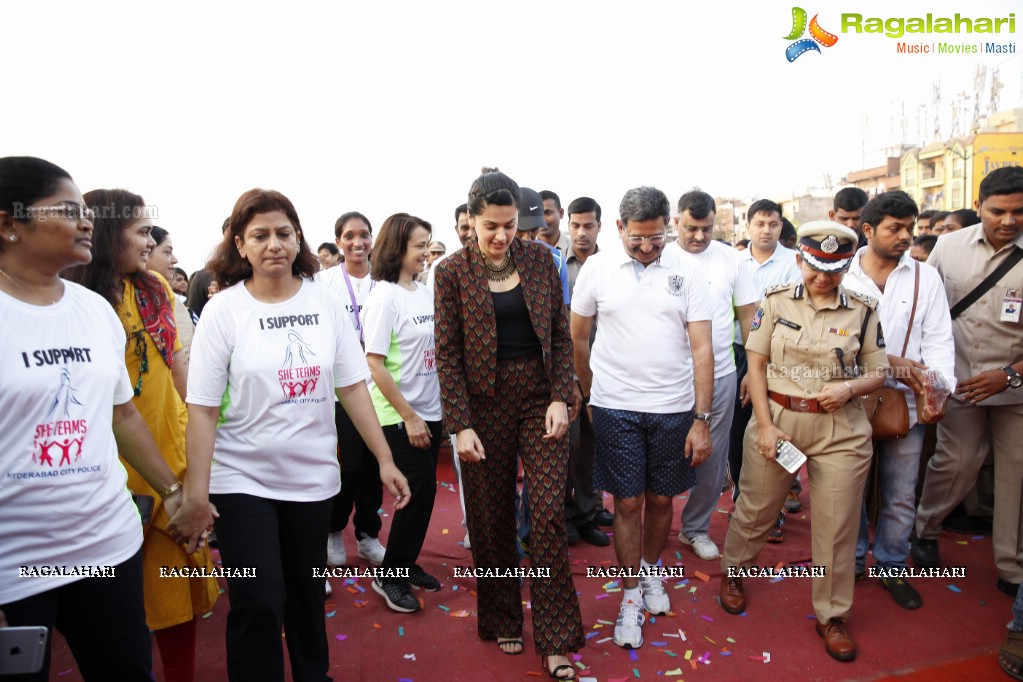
0, 265, 60, 305
482, 254, 516, 281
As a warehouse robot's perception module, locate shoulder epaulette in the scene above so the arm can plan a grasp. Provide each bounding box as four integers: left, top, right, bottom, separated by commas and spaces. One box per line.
846, 289, 879, 310
764, 283, 795, 297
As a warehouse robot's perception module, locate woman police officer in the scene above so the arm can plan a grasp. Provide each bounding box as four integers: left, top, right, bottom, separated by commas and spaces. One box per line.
718, 221, 889, 662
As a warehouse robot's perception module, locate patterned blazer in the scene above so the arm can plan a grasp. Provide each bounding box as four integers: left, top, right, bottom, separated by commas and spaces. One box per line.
433, 237, 574, 434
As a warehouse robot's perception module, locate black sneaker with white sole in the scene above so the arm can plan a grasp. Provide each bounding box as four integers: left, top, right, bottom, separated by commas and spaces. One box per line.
407, 565, 441, 591
372, 578, 421, 613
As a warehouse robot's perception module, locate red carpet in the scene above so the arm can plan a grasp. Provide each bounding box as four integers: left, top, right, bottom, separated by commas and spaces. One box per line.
48, 451, 1011, 681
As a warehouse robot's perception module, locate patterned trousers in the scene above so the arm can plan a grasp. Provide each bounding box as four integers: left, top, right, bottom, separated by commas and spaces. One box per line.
464, 354, 584, 656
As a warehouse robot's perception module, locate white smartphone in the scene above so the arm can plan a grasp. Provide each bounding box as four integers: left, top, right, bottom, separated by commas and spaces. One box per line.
775, 440, 807, 474
0, 626, 48, 675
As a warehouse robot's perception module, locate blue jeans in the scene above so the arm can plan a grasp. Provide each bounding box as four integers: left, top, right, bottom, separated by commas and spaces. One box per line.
856, 425, 925, 572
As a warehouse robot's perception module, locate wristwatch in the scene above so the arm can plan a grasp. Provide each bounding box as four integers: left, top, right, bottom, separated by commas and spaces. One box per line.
694, 412, 712, 426
1003, 366, 1023, 389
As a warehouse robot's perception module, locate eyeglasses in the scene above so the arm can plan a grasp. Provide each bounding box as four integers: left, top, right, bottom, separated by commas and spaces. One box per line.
131, 331, 149, 396
26, 203, 96, 222
625, 232, 666, 246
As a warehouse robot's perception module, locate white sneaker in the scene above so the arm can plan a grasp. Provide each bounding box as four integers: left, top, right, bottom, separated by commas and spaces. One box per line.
327, 531, 346, 567
357, 536, 386, 566
324, 578, 332, 596
639, 573, 671, 616
614, 599, 645, 649
463, 532, 471, 549
680, 533, 721, 561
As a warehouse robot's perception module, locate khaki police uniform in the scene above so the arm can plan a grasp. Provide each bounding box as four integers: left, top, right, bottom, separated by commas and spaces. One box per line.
721, 281, 889, 623
915, 223, 1023, 584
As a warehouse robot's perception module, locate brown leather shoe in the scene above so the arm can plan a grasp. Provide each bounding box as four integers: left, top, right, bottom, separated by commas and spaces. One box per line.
815, 618, 856, 661
719, 576, 745, 614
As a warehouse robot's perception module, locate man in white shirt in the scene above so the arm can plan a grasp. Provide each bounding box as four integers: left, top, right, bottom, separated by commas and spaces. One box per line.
672, 190, 758, 562
842, 191, 955, 610
572, 186, 714, 650
730, 201, 801, 529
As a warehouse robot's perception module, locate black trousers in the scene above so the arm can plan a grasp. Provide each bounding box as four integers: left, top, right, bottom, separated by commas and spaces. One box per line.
379, 420, 442, 580
565, 403, 598, 528
728, 343, 752, 502
211, 493, 333, 682
0, 549, 151, 682
329, 406, 383, 538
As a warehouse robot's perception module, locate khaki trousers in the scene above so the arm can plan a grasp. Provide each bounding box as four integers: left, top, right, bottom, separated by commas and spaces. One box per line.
722, 400, 872, 623
915, 399, 1023, 583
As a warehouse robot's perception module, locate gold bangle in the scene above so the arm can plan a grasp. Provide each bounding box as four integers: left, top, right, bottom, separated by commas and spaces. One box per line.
159, 480, 182, 499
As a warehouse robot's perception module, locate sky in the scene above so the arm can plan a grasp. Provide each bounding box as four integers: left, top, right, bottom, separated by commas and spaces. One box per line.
4, 0, 1021, 270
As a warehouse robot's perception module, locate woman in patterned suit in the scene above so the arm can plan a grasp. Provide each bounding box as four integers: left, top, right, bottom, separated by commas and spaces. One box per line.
433, 168, 583, 680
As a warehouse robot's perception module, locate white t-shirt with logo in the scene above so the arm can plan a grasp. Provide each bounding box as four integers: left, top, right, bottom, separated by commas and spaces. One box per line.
316, 266, 375, 341
363, 281, 441, 426
571, 245, 714, 413
187, 278, 370, 502
674, 240, 759, 378
0, 282, 142, 603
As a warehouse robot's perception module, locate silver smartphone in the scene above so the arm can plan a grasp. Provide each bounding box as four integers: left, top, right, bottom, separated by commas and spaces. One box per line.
0, 626, 48, 675
775, 440, 807, 474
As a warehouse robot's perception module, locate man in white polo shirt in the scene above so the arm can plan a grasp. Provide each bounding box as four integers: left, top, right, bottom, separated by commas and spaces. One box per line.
572, 186, 714, 650
672, 190, 758, 561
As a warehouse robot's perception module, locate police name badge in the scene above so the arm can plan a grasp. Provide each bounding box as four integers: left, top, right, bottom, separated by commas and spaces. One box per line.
1002, 288, 1022, 323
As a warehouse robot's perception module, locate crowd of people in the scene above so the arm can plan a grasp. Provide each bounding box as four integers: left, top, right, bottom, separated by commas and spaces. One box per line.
1, 156, 1022, 681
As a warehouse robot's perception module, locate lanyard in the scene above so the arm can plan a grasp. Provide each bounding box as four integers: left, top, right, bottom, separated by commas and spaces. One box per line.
341, 266, 374, 344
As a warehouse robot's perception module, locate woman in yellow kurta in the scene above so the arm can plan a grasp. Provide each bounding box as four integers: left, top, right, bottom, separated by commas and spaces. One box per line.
65, 188, 217, 682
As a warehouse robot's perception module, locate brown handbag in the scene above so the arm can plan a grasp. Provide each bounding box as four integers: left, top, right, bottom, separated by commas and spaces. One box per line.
858, 262, 918, 440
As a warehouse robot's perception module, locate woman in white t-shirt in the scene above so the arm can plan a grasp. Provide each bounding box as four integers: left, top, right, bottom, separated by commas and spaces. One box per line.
315, 211, 388, 570
168, 189, 410, 682
362, 213, 443, 614
0, 156, 193, 681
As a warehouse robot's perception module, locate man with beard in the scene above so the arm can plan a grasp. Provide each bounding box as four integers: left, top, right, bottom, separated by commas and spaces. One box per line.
842, 191, 955, 609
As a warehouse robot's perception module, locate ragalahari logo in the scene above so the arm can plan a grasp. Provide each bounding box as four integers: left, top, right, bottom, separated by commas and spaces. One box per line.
784, 7, 839, 62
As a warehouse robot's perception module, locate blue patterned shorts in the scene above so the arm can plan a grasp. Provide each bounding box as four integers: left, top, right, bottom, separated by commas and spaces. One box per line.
592, 407, 697, 499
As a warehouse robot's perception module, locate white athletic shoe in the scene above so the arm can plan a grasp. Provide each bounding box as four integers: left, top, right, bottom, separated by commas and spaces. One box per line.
639, 573, 671, 616
326, 531, 347, 567
357, 536, 386, 566
614, 598, 646, 649
680, 532, 721, 561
